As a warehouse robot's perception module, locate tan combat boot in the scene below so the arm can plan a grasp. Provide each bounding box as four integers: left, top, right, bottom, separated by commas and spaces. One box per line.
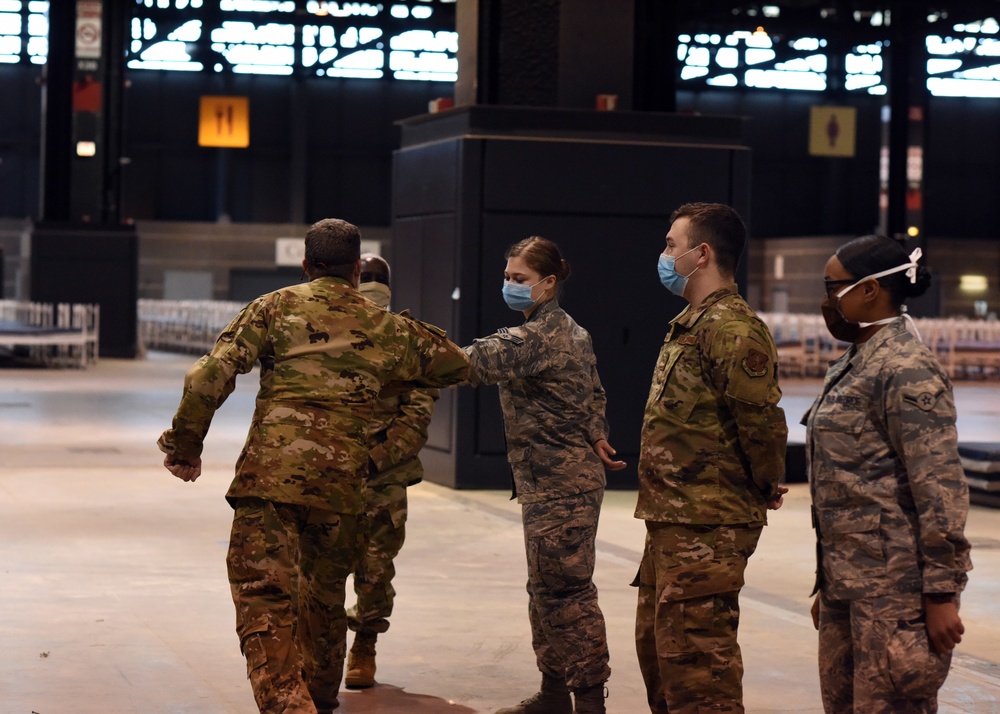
494, 674, 572, 714
344, 633, 377, 689
572, 684, 607, 714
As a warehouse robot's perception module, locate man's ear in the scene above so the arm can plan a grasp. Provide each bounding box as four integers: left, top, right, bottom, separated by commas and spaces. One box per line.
351, 259, 362, 288
698, 242, 712, 268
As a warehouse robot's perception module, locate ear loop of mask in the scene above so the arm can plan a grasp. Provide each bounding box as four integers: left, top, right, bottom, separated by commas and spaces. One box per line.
836, 248, 923, 340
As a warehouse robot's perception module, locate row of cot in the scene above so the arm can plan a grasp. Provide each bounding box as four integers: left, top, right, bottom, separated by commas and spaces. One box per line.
0, 300, 100, 368
759, 312, 1000, 381
137, 300, 1000, 381
138, 299, 245, 355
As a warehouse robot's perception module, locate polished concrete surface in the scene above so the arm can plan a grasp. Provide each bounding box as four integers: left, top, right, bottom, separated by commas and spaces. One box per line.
1, 352, 999, 713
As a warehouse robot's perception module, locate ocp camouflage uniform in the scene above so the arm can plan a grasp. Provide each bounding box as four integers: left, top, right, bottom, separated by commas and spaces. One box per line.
634, 284, 787, 714
157, 276, 469, 714
347, 385, 438, 637
806, 317, 972, 714
464, 298, 612, 691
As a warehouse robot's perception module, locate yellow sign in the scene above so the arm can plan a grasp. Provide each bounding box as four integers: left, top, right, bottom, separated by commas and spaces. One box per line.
809, 106, 856, 157
198, 96, 250, 148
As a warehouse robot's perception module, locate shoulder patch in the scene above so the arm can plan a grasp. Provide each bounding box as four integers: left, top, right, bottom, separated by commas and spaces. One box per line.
496, 326, 525, 346
741, 348, 770, 378
902, 388, 944, 411
677, 335, 698, 346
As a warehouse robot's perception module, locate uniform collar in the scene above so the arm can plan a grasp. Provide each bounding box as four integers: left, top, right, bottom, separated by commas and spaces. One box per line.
852, 316, 907, 366
314, 276, 356, 291
672, 283, 738, 329
526, 298, 560, 323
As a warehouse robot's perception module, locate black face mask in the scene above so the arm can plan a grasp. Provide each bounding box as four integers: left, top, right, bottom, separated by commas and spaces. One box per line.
821, 296, 861, 344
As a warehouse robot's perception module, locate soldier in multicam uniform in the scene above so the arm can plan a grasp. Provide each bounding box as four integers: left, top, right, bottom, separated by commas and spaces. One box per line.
343, 253, 439, 689
634, 203, 788, 714
157, 219, 469, 714
807, 234, 972, 714
464, 236, 626, 714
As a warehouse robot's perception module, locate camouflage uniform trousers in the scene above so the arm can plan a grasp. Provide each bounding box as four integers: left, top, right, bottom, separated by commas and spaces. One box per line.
522, 487, 611, 690
347, 479, 408, 636
818, 591, 954, 714
634, 522, 762, 714
227, 497, 364, 714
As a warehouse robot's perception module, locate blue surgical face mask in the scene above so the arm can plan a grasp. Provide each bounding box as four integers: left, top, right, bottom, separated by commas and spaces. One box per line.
657, 245, 701, 297
502, 278, 547, 311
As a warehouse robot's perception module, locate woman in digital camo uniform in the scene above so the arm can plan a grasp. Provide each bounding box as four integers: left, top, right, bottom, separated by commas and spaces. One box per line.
464, 236, 627, 714
807, 234, 972, 713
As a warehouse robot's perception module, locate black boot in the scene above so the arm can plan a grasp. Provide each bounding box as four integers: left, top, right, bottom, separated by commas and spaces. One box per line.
573, 684, 607, 714
494, 673, 572, 714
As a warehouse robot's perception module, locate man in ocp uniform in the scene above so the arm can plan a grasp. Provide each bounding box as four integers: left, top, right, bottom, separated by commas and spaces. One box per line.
158, 219, 469, 714
634, 203, 788, 714
344, 253, 439, 689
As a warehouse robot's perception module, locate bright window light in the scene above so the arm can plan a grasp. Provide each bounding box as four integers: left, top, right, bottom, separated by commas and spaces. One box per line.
0, 13, 20, 35
745, 68, 826, 90
680, 65, 709, 80
928, 77, 1000, 96
716, 47, 739, 68
706, 73, 738, 86
745, 48, 776, 65
845, 74, 879, 90
927, 58, 962, 73
959, 275, 988, 293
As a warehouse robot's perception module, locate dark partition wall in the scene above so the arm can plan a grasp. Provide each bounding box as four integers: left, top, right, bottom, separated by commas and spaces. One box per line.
31, 224, 138, 358
392, 106, 751, 490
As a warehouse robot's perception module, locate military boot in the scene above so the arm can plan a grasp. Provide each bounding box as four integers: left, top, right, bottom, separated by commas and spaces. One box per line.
494, 674, 572, 714
344, 633, 377, 689
572, 684, 607, 714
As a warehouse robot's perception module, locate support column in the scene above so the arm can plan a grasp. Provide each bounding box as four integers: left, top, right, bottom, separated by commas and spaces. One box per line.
33, 1, 138, 358
882, 2, 927, 242
455, 0, 637, 109
881, 2, 935, 316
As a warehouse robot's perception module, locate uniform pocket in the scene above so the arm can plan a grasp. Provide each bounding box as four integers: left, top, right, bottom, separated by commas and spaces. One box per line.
653, 348, 701, 424
239, 620, 271, 681
528, 522, 597, 593
658, 556, 747, 603
823, 505, 886, 580
886, 617, 951, 699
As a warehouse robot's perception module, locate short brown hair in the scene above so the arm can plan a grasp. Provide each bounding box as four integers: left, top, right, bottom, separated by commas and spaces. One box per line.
670, 203, 746, 278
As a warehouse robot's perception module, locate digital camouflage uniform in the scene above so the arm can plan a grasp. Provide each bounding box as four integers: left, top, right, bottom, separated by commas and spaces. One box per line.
806, 318, 972, 714
157, 276, 469, 714
464, 299, 612, 691
347, 385, 438, 638
634, 284, 787, 714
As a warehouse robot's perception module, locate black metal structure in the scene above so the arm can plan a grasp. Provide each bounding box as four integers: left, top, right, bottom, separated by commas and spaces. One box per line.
392, 107, 751, 489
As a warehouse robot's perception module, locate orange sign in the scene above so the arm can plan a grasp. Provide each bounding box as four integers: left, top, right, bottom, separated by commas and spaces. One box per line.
199, 96, 249, 148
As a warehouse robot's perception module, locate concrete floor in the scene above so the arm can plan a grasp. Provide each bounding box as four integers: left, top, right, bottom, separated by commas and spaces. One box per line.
1, 352, 999, 714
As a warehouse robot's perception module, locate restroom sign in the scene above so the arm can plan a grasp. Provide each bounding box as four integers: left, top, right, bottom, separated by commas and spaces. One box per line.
198, 96, 250, 148
75, 1, 102, 59
809, 106, 857, 158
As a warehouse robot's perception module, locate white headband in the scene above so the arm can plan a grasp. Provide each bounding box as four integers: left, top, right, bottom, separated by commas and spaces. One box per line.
857, 247, 923, 284
836, 247, 923, 299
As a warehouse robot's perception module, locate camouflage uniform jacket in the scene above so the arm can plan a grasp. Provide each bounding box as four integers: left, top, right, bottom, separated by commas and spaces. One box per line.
636, 284, 787, 525
365, 386, 438, 489
464, 299, 610, 504
157, 277, 469, 514
806, 318, 971, 601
